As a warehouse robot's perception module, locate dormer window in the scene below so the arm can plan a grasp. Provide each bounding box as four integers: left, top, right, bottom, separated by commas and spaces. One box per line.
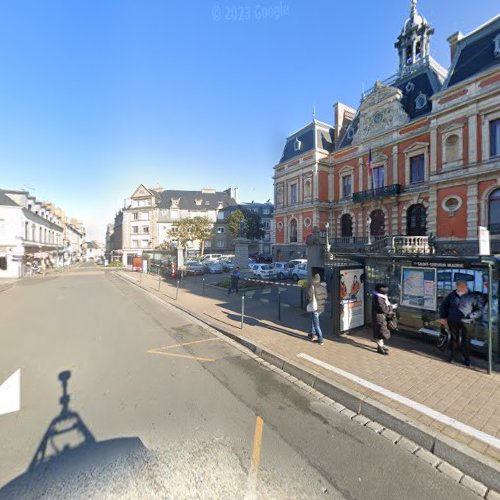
195, 199, 202, 206
494, 34, 500, 58
293, 137, 302, 152
205, 200, 210, 206
217, 201, 224, 209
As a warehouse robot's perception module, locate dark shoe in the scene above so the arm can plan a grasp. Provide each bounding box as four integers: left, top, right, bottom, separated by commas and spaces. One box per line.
318, 340, 324, 345
464, 359, 471, 367
377, 346, 388, 355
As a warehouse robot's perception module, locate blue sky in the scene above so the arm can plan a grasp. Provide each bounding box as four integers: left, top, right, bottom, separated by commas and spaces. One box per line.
0, 0, 497, 240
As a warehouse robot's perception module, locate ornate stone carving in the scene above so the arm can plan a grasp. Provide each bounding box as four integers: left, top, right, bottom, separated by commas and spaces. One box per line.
352, 84, 410, 143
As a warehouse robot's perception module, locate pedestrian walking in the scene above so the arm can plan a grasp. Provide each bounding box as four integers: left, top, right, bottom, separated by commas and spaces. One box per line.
439, 277, 484, 366
372, 284, 398, 355
307, 273, 328, 345
227, 267, 241, 295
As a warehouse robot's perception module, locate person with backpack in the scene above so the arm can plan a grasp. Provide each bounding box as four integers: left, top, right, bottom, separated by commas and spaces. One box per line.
372, 284, 398, 355
307, 273, 328, 345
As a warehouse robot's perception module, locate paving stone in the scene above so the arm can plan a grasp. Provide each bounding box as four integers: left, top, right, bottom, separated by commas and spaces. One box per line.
331, 402, 346, 412
437, 461, 464, 483
486, 489, 500, 500
414, 448, 441, 468
460, 475, 488, 497
340, 408, 357, 419
396, 436, 420, 454
381, 428, 401, 444
366, 421, 384, 434
352, 414, 371, 426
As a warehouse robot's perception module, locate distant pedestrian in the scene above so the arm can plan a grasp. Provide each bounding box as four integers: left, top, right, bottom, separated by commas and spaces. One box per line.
307, 273, 328, 345
439, 277, 484, 366
372, 284, 397, 355
228, 267, 241, 295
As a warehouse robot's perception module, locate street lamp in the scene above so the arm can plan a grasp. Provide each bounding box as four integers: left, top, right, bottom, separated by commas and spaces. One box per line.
325, 222, 333, 261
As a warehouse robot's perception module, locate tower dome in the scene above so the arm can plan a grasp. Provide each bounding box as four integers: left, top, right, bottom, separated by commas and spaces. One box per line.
395, 0, 434, 74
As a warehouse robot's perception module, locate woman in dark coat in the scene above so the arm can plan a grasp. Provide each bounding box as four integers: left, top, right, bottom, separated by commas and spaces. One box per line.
372, 283, 397, 355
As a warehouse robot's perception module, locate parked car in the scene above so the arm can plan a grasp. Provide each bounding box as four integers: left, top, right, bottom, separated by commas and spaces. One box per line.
184, 261, 205, 275
273, 262, 290, 280
220, 259, 235, 272
201, 254, 223, 262
249, 253, 273, 263
252, 263, 276, 280
291, 263, 308, 281
204, 261, 223, 274
287, 259, 307, 279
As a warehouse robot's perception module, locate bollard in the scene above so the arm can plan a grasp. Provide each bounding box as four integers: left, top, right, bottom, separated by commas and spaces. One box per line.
176, 280, 180, 300
202, 277, 206, 295
241, 295, 245, 330
300, 287, 304, 309
158, 273, 161, 291
278, 287, 281, 321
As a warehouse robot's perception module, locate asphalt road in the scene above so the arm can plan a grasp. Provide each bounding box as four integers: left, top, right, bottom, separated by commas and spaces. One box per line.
0, 263, 476, 499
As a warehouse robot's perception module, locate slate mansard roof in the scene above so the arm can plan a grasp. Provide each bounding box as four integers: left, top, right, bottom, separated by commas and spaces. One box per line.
338, 64, 445, 149
157, 190, 237, 210
444, 15, 500, 89
0, 190, 20, 207
279, 121, 335, 164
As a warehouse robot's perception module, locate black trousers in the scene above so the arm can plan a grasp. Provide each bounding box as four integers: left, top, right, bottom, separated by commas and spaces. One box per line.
448, 321, 471, 361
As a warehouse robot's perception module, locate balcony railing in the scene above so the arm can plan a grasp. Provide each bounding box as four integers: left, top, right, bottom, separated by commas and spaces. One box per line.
331, 235, 430, 255
352, 184, 402, 203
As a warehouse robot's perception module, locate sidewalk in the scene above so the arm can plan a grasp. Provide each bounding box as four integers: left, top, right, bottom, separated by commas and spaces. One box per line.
120, 271, 500, 475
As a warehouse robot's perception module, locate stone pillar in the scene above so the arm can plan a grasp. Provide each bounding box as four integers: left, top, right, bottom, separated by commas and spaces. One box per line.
392, 145, 398, 184
306, 227, 324, 283
313, 165, 319, 201
358, 158, 363, 192
234, 238, 251, 276
430, 122, 437, 174
468, 114, 477, 164
466, 182, 478, 239
427, 188, 438, 237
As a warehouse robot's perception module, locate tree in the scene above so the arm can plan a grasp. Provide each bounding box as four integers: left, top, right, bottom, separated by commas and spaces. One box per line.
227, 208, 264, 241
242, 208, 265, 240
167, 216, 213, 256
228, 209, 247, 238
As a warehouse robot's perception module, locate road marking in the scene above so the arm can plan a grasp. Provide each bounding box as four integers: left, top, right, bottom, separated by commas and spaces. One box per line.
147, 350, 215, 362
246, 416, 264, 499
298, 352, 500, 450
159, 338, 222, 350
0, 369, 21, 416
250, 415, 264, 473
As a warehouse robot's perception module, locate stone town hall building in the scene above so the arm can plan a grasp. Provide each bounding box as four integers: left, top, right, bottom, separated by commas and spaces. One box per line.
273, 2, 500, 259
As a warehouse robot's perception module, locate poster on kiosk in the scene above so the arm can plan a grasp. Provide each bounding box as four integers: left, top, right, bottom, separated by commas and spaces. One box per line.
340, 269, 365, 332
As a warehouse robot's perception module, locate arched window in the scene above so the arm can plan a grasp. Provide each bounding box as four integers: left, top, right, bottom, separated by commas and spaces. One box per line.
488, 189, 500, 234
340, 214, 353, 238
445, 134, 460, 164
289, 219, 298, 243
407, 204, 427, 236
370, 210, 385, 237
304, 180, 312, 198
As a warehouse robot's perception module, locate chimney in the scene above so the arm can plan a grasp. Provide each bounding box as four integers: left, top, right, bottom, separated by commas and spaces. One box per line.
447, 31, 463, 62
333, 102, 356, 141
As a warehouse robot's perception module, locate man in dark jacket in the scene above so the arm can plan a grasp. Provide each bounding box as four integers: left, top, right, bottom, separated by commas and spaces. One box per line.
228, 267, 241, 295
307, 274, 328, 345
439, 278, 484, 366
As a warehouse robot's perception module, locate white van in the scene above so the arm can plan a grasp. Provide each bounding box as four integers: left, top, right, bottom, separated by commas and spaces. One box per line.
201, 254, 223, 262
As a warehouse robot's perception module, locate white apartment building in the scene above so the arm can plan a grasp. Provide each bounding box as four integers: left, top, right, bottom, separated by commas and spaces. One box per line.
0, 189, 65, 277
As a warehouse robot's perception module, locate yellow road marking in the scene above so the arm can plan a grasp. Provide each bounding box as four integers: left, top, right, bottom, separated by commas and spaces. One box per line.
156, 338, 222, 351
147, 350, 215, 362
250, 416, 264, 474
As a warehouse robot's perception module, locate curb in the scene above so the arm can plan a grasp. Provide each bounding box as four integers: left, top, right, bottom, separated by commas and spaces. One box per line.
118, 271, 500, 493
